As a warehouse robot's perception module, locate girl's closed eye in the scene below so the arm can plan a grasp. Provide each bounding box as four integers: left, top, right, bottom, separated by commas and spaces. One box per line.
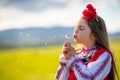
79, 26, 84, 30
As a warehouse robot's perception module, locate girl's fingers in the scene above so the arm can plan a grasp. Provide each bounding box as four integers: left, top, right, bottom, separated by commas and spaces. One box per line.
67, 42, 71, 46
62, 47, 71, 54
63, 42, 67, 47
62, 47, 71, 51
62, 44, 75, 60
63, 41, 71, 47
62, 49, 69, 53
63, 51, 68, 54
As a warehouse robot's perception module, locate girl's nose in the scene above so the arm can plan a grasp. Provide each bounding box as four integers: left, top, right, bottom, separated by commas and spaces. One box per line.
74, 28, 78, 34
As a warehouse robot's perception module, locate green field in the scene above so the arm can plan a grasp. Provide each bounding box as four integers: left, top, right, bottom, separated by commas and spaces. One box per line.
0, 39, 120, 80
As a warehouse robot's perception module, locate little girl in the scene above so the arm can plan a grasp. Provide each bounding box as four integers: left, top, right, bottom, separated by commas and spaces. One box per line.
56, 4, 119, 80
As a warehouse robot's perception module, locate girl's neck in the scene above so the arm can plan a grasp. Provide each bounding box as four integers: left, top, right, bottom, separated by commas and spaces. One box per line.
75, 41, 96, 52
82, 41, 95, 50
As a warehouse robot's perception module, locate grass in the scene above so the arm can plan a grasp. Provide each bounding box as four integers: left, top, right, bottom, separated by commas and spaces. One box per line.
0, 39, 120, 80
0, 45, 62, 80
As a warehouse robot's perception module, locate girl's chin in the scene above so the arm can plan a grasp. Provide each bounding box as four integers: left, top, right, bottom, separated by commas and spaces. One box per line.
74, 39, 80, 43
74, 39, 81, 44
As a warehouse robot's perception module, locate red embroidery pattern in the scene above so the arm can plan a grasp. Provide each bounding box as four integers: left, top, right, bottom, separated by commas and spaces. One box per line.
56, 66, 64, 80
69, 49, 111, 80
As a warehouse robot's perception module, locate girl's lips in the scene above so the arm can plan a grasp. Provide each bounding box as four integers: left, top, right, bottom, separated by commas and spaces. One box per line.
73, 34, 77, 38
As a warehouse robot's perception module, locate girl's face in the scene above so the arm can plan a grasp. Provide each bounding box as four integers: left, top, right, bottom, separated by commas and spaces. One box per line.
73, 18, 95, 44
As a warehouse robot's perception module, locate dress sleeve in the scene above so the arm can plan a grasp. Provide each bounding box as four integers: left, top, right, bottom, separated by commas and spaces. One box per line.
55, 54, 69, 80
56, 52, 112, 80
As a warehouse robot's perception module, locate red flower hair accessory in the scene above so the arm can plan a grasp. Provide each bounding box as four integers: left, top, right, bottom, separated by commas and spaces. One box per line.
82, 4, 97, 21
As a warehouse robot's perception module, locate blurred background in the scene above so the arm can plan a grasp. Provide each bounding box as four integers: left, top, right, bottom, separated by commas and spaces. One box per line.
0, 0, 120, 80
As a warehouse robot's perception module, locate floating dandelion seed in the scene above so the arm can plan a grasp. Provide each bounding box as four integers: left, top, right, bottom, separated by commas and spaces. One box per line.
2, 54, 6, 57
53, 35, 56, 38
17, 60, 20, 63
16, 69, 19, 72
35, 70, 39, 73
50, 73, 54, 79
33, 76, 36, 79
20, 32, 23, 35
26, 34, 30, 37
45, 42, 48, 46
59, 34, 62, 37
22, 60, 25, 63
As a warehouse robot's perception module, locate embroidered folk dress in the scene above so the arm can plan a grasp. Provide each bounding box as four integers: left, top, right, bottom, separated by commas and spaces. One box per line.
56, 47, 112, 80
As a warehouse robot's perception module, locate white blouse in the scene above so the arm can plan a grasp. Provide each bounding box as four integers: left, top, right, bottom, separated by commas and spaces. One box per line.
56, 49, 112, 80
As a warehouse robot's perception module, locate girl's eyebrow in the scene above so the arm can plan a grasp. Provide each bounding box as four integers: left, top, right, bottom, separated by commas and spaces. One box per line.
76, 24, 81, 27
78, 24, 84, 28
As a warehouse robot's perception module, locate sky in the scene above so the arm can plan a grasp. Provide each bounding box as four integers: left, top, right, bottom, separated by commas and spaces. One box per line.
0, 0, 120, 33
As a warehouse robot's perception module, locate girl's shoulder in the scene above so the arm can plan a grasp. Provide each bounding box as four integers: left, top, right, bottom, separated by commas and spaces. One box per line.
91, 48, 111, 61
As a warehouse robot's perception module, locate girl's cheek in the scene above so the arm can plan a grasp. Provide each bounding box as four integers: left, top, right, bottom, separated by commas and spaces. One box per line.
77, 32, 87, 40
77, 31, 83, 37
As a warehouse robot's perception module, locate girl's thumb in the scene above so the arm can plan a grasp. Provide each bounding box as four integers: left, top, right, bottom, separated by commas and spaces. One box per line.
63, 41, 71, 47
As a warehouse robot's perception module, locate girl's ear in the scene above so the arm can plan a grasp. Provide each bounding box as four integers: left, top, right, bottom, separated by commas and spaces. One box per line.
90, 33, 96, 41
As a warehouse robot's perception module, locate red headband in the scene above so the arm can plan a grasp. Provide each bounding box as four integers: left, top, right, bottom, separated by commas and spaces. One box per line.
82, 4, 97, 21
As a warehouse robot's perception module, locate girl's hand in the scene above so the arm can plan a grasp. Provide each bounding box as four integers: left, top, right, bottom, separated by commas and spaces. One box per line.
62, 42, 76, 60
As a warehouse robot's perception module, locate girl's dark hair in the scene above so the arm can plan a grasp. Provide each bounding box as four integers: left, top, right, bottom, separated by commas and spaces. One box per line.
82, 16, 119, 80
